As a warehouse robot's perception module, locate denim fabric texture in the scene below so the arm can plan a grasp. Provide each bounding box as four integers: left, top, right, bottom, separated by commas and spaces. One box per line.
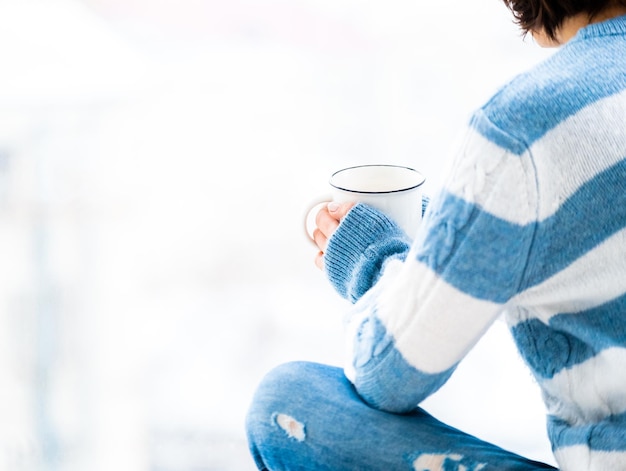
246, 362, 557, 471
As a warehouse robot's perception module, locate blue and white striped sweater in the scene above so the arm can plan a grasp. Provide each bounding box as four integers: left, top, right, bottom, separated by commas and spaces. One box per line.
324, 15, 626, 471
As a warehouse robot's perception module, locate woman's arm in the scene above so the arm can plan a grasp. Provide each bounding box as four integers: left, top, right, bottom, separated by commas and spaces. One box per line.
313, 119, 537, 413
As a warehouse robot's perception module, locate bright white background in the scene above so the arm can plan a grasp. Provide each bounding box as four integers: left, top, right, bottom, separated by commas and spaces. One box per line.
0, 0, 557, 469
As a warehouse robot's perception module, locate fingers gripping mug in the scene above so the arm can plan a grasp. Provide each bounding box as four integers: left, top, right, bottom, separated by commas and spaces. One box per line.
305, 164, 426, 240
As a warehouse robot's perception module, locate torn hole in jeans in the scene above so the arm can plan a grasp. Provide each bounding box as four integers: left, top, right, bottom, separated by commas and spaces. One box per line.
412, 452, 487, 471
273, 413, 306, 442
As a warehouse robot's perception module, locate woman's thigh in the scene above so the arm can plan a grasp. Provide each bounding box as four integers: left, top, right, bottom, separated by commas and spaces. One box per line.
245, 361, 557, 471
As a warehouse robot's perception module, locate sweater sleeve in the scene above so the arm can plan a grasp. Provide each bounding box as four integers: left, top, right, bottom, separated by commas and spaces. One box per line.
324, 113, 538, 413
324, 203, 412, 303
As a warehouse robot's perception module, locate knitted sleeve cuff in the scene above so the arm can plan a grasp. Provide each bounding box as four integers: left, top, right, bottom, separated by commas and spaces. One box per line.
324, 203, 412, 303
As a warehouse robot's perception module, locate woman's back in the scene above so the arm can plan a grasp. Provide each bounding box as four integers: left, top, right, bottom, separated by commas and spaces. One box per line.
487, 15, 626, 469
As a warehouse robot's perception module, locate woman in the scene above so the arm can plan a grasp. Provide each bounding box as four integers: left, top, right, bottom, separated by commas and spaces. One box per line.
246, 1, 626, 470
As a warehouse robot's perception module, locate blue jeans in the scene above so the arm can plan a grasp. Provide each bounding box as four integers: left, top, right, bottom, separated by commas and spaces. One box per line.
246, 362, 558, 471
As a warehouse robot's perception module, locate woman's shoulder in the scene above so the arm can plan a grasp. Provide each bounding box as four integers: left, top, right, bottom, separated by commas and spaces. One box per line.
477, 36, 626, 151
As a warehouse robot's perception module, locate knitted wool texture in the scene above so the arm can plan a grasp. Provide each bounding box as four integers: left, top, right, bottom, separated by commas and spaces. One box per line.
324, 15, 626, 471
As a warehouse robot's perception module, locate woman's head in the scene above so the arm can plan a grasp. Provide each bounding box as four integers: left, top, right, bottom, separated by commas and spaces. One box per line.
502, 0, 626, 42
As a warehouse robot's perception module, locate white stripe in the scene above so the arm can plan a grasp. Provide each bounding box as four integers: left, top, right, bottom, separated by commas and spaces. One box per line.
343, 291, 372, 384
532, 89, 626, 221
444, 128, 536, 225
510, 228, 626, 325
541, 347, 626, 425
555, 445, 626, 471
370, 257, 503, 373
343, 257, 411, 383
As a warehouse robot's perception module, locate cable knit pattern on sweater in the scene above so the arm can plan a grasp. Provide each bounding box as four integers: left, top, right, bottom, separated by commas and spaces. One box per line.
324, 15, 626, 471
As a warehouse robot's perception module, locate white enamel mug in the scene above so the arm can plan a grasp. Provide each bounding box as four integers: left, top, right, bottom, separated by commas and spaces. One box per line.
306, 164, 426, 240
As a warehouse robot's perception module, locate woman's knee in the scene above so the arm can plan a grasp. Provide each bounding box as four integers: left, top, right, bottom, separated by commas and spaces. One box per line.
245, 361, 344, 470
246, 361, 340, 428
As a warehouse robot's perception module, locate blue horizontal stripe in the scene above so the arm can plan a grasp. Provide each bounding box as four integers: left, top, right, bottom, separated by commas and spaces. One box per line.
416, 158, 626, 303
414, 193, 534, 303
549, 410, 626, 451
470, 112, 528, 155
473, 35, 626, 154
521, 157, 626, 290
352, 315, 455, 413
511, 293, 626, 379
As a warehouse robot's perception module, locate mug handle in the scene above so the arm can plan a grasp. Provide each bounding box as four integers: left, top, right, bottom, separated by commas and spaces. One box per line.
304, 197, 332, 243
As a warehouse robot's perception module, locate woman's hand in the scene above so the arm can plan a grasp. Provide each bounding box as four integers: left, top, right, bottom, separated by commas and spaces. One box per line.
313, 201, 355, 269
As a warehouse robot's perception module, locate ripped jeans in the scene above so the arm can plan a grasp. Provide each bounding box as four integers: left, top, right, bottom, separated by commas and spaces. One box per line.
245, 362, 558, 471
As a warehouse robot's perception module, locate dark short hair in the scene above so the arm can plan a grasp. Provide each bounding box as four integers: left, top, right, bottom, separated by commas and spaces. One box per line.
502, 0, 626, 40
